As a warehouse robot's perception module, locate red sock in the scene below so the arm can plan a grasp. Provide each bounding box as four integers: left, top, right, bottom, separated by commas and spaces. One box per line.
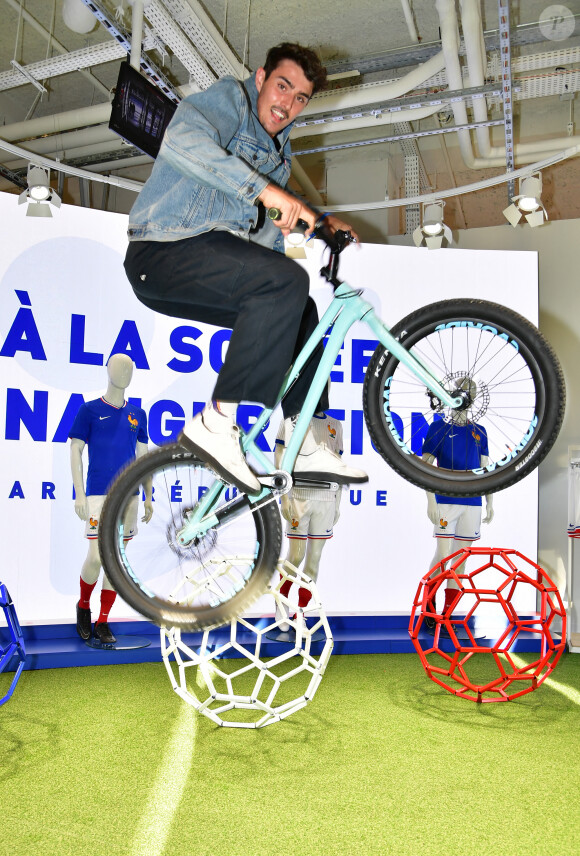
96, 589, 116, 625
298, 587, 312, 609
79, 578, 97, 610
443, 588, 461, 613
279, 576, 292, 598
425, 584, 437, 615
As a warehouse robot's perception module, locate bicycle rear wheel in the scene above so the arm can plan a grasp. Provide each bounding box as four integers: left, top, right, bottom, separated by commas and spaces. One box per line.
363, 299, 564, 495
98, 444, 282, 631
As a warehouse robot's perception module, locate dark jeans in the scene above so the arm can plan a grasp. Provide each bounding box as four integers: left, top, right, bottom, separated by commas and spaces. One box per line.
124, 232, 329, 417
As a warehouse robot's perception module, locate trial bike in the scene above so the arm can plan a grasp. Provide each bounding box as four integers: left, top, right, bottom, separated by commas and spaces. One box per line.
98, 216, 565, 631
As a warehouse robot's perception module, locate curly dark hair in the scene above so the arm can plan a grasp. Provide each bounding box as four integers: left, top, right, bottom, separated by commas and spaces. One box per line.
263, 43, 327, 94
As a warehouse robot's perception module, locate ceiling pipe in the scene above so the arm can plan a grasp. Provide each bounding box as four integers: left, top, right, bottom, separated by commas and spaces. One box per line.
72, 155, 153, 173
1, 2, 576, 171
1, 127, 123, 168
1, 134, 578, 204
328, 143, 580, 212
1, 140, 140, 172
0, 45, 444, 151
435, 0, 477, 167
291, 104, 443, 141
292, 49, 446, 138
0, 103, 112, 142
290, 157, 324, 206
437, 0, 580, 168
460, 0, 492, 158
400, 0, 419, 43
130, 0, 145, 71
0, 136, 144, 192
302, 51, 445, 116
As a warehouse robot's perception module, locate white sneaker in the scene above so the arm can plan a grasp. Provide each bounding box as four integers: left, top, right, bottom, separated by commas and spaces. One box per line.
294, 443, 368, 484
179, 405, 261, 494
275, 600, 290, 632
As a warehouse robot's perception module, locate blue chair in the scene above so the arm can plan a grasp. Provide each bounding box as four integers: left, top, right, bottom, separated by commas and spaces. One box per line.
0, 582, 26, 706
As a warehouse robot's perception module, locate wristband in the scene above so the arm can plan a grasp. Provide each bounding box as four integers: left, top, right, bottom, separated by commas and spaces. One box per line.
306, 212, 331, 242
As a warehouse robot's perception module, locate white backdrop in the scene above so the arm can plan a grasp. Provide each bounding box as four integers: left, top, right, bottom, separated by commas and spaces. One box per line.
0, 193, 539, 624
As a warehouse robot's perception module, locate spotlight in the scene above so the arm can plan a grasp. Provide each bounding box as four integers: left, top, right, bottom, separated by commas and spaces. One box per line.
502, 173, 547, 228
284, 227, 307, 259
18, 164, 61, 217
413, 200, 452, 249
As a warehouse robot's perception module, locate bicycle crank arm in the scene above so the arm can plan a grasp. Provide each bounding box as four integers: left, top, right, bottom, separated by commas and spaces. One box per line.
292, 477, 340, 491
259, 470, 340, 491
256, 470, 292, 495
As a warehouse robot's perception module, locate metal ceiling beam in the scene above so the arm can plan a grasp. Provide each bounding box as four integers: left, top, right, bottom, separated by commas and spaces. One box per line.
324, 16, 580, 77
144, 0, 215, 89
0, 36, 158, 92
498, 0, 515, 200
294, 119, 506, 157
160, 0, 247, 79
295, 83, 510, 129
3, 0, 111, 98
0, 162, 27, 189
79, 0, 182, 102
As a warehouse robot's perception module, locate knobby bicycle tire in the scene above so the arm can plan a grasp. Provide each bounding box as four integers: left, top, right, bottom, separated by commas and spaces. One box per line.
98, 444, 282, 631
363, 299, 564, 495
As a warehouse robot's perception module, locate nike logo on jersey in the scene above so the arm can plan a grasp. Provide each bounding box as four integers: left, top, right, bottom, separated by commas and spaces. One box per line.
448, 433, 458, 438
99, 416, 112, 420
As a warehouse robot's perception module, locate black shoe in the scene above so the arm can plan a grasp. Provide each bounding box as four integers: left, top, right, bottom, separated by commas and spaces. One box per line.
423, 616, 436, 633
93, 622, 116, 645
424, 619, 468, 640
76, 603, 92, 640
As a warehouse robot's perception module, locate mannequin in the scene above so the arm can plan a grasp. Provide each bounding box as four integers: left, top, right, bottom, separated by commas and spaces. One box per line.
421, 378, 494, 630
274, 411, 343, 630
69, 354, 152, 644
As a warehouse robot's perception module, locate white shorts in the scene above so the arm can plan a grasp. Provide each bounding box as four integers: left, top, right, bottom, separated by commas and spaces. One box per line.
434, 503, 482, 541
285, 497, 336, 541
85, 494, 138, 541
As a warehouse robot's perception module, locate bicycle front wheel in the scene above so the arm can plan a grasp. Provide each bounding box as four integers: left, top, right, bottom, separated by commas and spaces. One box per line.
98, 444, 282, 631
363, 299, 564, 495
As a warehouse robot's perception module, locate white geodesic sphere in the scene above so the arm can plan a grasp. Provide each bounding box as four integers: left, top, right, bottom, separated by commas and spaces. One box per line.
161, 561, 333, 728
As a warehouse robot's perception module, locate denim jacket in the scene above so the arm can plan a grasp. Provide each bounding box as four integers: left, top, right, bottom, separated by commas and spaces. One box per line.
127, 72, 293, 253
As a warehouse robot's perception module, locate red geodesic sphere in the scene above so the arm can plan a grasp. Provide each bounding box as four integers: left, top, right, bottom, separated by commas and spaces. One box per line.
409, 547, 566, 703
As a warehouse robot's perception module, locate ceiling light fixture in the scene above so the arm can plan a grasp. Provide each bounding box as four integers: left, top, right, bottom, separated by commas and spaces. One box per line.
412, 200, 452, 249
502, 173, 547, 228
18, 165, 61, 217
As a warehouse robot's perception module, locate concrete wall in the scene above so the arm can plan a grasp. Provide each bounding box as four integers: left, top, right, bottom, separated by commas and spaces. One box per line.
389, 218, 580, 628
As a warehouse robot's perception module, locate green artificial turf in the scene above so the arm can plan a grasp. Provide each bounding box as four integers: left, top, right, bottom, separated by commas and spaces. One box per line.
1, 652, 579, 856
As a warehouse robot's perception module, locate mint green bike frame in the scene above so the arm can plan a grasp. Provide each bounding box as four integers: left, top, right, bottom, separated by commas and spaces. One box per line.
175, 279, 461, 546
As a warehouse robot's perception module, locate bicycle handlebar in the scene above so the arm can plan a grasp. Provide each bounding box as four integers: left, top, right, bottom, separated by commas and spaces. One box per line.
266, 207, 351, 254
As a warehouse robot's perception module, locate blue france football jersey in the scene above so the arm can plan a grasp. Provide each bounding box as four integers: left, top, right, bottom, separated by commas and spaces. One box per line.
69, 398, 148, 495
422, 420, 489, 506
